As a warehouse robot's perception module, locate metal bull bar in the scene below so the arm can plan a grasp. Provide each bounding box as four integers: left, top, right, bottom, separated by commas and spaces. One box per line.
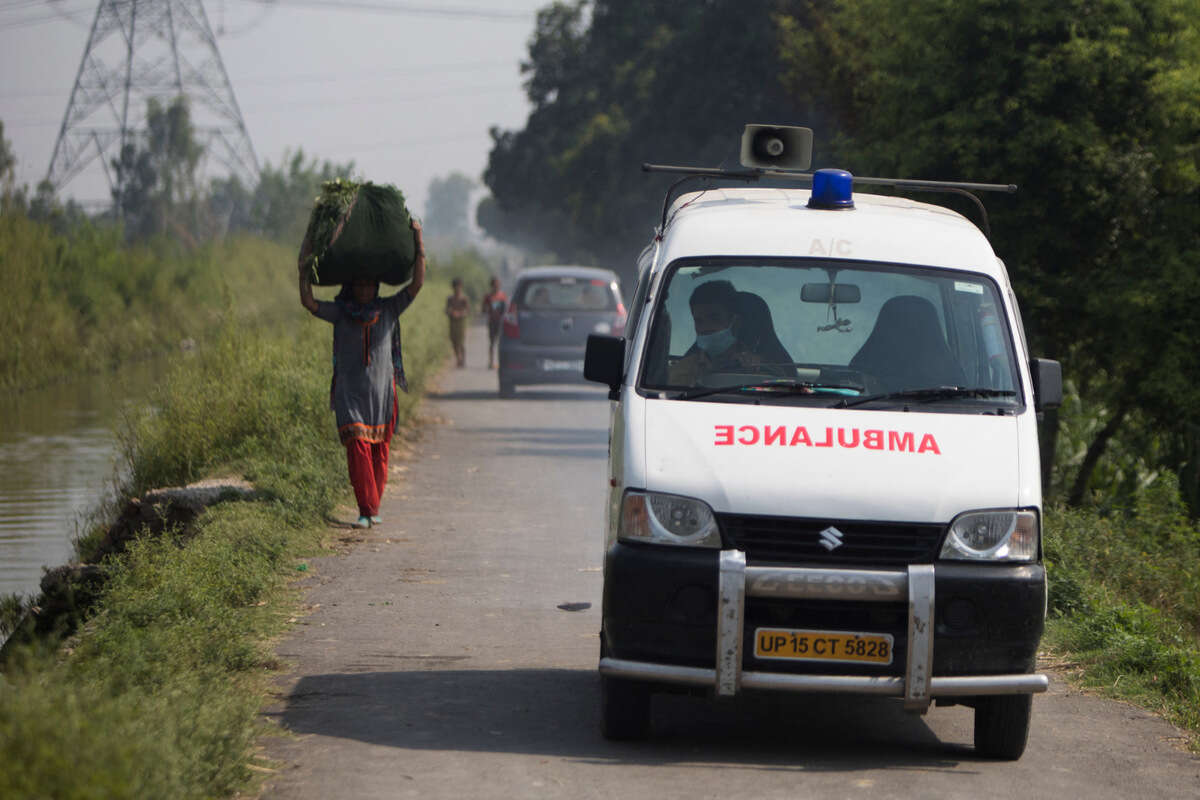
598, 549, 1048, 711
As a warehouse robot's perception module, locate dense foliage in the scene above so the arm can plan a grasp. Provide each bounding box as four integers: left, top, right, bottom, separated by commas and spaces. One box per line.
483, 0, 1200, 511
0, 282, 455, 799
1044, 476, 1200, 736
424, 171, 476, 245
0, 213, 294, 391
777, 0, 1200, 507
480, 0, 808, 265
212, 148, 356, 244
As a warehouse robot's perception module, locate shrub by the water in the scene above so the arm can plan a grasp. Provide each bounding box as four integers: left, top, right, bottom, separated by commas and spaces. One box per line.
0, 279, 452, 798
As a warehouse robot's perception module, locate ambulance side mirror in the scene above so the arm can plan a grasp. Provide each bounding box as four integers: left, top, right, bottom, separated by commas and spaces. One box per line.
585, 334, 625, 400
1030, 358, 1063, 411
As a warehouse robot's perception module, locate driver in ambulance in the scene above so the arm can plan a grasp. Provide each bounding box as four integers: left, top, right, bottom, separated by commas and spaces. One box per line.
669, 280, 784, 385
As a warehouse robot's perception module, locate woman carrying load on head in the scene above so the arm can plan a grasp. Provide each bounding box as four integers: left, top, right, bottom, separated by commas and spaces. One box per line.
299, 219, 426, 529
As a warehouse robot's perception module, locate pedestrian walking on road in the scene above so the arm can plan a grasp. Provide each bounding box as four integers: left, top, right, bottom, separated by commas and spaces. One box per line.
445, 278, 470, 367
481, 276, 508, 369
299, 220, 426, 529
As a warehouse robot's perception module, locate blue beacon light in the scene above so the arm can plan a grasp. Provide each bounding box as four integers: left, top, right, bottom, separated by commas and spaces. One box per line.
808, 168, 855, 210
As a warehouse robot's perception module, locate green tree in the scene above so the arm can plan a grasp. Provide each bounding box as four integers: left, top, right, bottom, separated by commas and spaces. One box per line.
777, 0, 1200, 506
424, 171, 476, 244
0, 120, 18, 209
112, 97, 204, 241
486, 0, 1200, 508
481, 0, 809, 273
214, 149, 354, 244
0, 121, 13, 183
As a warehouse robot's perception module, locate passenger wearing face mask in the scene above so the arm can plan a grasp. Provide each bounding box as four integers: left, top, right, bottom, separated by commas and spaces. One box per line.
669, 280, 782, 386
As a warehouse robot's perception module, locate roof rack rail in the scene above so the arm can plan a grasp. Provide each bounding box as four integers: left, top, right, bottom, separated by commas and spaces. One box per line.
642, 163, 1017, 241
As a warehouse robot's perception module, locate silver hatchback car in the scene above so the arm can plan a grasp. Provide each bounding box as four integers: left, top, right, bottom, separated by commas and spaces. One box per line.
498, 266, 626, 396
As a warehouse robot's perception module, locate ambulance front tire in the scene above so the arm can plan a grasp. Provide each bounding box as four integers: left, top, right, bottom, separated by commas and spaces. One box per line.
973, 693, 1032, 760
600, 675, 651, 740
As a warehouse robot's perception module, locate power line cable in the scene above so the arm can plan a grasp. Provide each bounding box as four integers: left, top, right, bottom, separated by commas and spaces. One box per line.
241, 81, 519, 112
304, 129, 484, 154
6, 81, 522, 127
0, 5, 92, 30
239, 0, 534, 22
0, 0, 93, 22
0, 58, 517, 99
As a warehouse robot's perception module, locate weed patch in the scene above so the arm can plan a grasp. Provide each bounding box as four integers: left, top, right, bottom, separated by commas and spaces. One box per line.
0, 279, 450, 798
1044, 478, 1200, 746
0, 214, 298, 391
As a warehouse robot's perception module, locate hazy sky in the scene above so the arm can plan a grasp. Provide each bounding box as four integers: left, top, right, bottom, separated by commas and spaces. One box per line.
0, 0, 545, 216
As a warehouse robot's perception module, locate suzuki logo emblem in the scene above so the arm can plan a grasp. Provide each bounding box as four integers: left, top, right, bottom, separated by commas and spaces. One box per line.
819, 526, 845, 552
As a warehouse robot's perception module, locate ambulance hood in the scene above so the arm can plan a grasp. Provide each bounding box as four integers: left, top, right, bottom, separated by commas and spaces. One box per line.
643, 401, 1020, 523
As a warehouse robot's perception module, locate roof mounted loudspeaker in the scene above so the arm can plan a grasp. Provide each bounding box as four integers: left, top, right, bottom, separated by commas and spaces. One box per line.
739, 125, 813, 171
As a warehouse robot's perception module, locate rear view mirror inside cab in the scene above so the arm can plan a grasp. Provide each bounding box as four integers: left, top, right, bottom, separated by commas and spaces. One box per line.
801, 283, 861, 303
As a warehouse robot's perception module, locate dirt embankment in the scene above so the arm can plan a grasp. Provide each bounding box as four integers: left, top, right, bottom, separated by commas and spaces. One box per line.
2, 479, 258, 654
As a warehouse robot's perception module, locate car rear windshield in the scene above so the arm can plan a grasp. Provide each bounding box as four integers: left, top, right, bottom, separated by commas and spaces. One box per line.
518, 277, 617, 311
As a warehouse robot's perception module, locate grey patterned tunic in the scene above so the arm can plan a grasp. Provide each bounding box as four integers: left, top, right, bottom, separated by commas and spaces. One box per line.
314, 290, 413, 443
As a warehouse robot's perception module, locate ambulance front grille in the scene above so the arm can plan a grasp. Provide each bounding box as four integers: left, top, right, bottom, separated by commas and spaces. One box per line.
717, 514, 945, 566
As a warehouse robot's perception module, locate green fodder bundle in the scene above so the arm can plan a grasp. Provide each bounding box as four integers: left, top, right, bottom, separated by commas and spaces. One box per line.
300, 179, 415, 286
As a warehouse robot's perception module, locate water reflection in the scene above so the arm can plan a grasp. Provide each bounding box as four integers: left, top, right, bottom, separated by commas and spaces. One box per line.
0, 361, 161, 598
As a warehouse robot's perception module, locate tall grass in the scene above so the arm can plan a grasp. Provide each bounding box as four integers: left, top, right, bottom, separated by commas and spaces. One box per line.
1044, 477, 1200, 743
0, 280, 451, 799
0, 213, 296, 391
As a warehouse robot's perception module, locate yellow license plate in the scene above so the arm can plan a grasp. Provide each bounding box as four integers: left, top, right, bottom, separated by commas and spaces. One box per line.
754, 628, 894, 665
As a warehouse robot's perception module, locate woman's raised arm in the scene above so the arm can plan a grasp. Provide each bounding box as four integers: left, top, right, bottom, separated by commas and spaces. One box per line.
298, 238, 321, 314
405, 219, 426, 300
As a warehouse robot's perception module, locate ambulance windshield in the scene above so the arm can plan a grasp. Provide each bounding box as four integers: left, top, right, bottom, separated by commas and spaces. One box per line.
640, 260, 1022, 409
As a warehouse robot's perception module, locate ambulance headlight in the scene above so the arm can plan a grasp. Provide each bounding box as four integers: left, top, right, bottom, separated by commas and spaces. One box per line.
940, 509, 1039, 562
619, 490, 722, 548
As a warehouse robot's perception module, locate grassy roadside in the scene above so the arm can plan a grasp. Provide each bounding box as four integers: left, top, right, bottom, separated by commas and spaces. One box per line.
0, 280, 451, 799
0, 213, 298, 392
1043, 480, 1200, 748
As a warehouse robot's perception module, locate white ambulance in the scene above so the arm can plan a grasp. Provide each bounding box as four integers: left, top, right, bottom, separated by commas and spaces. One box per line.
584, 126, 1062, 760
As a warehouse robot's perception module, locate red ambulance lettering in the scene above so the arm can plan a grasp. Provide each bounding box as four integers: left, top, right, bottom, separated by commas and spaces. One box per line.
710, 425, 941, 455
715, 425, 734, 446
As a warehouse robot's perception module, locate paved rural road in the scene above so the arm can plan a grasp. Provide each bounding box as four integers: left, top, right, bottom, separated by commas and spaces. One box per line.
262, 325, 1199, 799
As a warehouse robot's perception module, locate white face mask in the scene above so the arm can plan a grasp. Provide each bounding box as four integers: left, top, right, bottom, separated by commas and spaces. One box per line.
695, 326, 735, 355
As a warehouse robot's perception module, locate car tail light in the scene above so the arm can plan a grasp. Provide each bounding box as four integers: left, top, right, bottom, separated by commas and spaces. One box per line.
612, 302, 627, 337
502, 302, 520, 339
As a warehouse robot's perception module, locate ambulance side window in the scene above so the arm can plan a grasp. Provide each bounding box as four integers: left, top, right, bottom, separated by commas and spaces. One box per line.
623, 267, 653, 356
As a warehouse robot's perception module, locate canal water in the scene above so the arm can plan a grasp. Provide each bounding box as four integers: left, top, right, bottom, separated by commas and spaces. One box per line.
0, 361, 162, 599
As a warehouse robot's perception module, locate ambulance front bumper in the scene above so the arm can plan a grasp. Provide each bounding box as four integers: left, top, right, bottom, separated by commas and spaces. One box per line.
600, 546, 1048, 710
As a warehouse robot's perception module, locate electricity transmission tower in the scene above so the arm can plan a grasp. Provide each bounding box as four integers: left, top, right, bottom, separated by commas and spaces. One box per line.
45, 0, 259, 202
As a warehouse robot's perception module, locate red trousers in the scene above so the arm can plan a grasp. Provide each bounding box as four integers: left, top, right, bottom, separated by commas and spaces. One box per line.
345, 392, 397, 517
346, 438, 390, 517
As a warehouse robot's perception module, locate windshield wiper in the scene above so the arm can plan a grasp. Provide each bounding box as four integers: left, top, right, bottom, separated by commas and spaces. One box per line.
675, 380, 864, 401
836, 387, 1018, 409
